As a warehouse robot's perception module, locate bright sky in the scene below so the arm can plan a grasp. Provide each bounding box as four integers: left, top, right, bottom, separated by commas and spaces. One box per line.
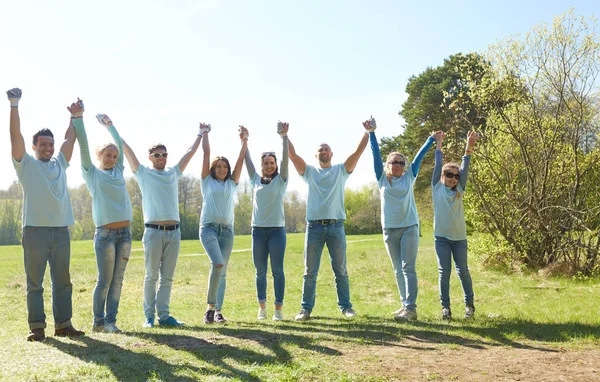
1, 1, 598, 195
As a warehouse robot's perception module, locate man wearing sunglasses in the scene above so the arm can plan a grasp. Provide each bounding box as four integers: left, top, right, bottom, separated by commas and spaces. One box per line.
7, 88, 85, 341
121, 127, 203, 328
288, 123, 370, 321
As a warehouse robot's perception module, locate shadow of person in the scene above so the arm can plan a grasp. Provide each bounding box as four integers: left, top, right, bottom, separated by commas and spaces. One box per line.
44, 335, 202, 381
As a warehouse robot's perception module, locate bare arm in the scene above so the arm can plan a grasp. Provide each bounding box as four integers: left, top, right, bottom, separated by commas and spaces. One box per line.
231, 139, 247, 184
177, 133, 202, 173
9, 106, 25, 161
344, 132, 369, 173
121, 139, 141, 173
59, 118, 77, 163
201, 131, 211, 179
287, 137, 307, 176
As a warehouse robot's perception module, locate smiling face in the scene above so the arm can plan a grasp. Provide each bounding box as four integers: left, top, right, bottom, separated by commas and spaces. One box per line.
442, 163, 460, 189
261, 155, 278, 177
214, 159, 230, 181
33, 136, 55, 162
97, 144, 119, 170
385, 153, 406, 178
315, 143, 332, 167
149, 147, 168, 170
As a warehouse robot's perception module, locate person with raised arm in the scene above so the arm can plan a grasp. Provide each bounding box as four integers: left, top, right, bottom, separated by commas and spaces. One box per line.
199, 124, 247, 324
287, 122, 369, 321
368, 116, 435, 321
72, 111, 133, 334
242, 122, 289, 321
120, 122, 202, 328
7, 88, 84, 341
432, 130, 479, 320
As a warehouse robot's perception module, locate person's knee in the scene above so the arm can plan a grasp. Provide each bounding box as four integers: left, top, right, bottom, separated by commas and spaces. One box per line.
216, 263, 224, 269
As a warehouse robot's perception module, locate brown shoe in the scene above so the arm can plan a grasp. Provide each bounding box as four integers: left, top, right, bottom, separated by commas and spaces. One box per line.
27, 328, 45, 342
55, 326, 85, 337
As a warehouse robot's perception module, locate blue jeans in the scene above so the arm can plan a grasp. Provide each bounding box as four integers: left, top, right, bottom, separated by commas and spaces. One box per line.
301, 220, 351, 312
200, 223, 234, 311
252, 227, 286, 306
22, 226, 73, 330
93, 226, 132, 326
435, 236, 474, 308
383, 225, 419, 311
142, 227, 181, 321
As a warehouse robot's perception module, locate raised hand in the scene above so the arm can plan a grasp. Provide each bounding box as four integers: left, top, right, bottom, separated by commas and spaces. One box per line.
238, 125, 249, 141
7, 88, 22, 107
67, 98, 84, 118
467, 130, 479, 146
277, 121, 288, 137
199, 122, 212, 135
362, 115, 377, 132
96, 113, 113, 128
434, 130, 444, 141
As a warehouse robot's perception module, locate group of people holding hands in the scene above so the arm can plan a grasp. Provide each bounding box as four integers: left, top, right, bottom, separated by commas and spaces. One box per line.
7, 88, 479, 342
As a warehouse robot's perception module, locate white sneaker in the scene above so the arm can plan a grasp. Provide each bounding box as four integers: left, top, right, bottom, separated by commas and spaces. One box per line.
391, 307, 405, 316
394, 309, 418, 321
272, 310, 283, 321
104, 323, 122, 333
295, 309, 311, 321
257, 308, 267, 320
342, 308, 356, 318
465, 305, 475, 319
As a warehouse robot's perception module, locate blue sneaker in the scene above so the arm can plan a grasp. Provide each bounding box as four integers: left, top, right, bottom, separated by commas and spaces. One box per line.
158, 316, 185, 327
143, 317, 154, 328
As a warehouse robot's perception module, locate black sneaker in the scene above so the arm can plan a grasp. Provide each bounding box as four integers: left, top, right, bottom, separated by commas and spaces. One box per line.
215, 313, 227, 323
441, 307, 452, 321
27, 328, 45, 342
204, 310, 215, 324
465, 305, 475, 319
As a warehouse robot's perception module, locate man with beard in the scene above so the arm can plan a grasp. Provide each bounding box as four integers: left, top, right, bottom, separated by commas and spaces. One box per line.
121, 128, 203, 328
8, 88, 85, 341
287, 124, 370, 321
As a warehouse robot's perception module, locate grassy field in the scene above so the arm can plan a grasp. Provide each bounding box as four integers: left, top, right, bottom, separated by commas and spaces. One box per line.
0, 228, 599, 381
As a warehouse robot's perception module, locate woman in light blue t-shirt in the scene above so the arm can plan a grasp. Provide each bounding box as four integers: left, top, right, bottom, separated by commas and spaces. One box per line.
431, 131, 479, 321
199, 124, 247, 324
242, 123, 289, 321
73, 112, 133, 334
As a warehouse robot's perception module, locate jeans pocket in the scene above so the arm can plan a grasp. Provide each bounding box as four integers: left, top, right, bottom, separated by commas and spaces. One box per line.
95, 229, 111, 241
142, 228, 156, 244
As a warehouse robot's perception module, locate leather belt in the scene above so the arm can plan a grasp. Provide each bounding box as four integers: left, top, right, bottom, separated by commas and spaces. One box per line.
310, 219, 338, 225
145, 223, 180, 231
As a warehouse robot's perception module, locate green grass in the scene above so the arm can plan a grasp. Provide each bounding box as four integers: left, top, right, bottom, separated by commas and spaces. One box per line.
0, 228, 599, 381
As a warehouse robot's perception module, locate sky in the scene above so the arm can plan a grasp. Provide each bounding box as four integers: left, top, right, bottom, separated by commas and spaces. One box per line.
1, 0, 598, 195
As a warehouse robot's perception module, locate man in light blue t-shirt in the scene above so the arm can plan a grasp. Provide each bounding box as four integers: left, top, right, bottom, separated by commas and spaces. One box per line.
122, 127, 202, 328
8, 88, 85, 341
288, 125, 370, 321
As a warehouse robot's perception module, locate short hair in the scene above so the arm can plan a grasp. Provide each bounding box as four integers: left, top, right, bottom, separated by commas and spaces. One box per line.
32, 128, 54, 146
148, 144, 167, 154
210, 156, 232, 181
96, 143, 119, 158
442, 162, 460, 174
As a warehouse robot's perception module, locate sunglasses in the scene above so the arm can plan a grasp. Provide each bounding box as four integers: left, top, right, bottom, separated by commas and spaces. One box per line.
151, 153, 168, 158
444, 172, 459, 179
390, 160, 405, 167
262, 151, 276, 157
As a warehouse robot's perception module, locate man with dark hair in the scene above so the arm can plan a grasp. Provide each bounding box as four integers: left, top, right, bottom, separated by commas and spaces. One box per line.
7, 88, 84, 341
122, 127, 203, 328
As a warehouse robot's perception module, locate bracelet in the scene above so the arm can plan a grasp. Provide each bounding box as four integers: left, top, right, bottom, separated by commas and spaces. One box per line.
465, 150, 474, 155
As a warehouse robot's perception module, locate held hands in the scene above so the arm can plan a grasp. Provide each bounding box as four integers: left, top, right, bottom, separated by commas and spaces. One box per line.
7, 88, 22, 107
362, 115, 376, 132
199, 123, 212, 135
277, 121, 289, 137
67, 98, 84, 118
96, 113, 113, 128
465, 130, 479, 154
432, 130, 444, 141
238, 125, 249, 141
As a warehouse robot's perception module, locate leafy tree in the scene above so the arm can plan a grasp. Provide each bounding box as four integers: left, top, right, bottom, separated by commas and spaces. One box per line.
234, 181, 253, 235
284, 190, 306, 233
344, 183, 381, 234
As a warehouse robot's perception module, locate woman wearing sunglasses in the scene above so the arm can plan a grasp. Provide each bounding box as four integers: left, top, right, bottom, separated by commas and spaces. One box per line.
72, 109, 132, 334
199, 124, 247, 324
240, 122, 289, 321
367, 117, 436, 321
432, 130, 479, 320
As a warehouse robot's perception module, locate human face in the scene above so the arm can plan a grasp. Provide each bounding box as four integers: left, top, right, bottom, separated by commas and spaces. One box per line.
214, 160, 229, 181
261, 155, 277, 177
316, 144, 332, 166
149, 148, 168, 170
442, 169, 460, 189
98, 146, 118, 170
388, 155, 405, 178
33, 136, 55, 162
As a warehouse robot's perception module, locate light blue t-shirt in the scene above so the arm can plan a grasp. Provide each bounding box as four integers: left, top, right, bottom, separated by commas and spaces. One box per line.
134, 164, 182, 222
302, 164, 349, 220
250, 173, 287, 227
378, 165, 419, 228
83, 164, 133, 227
200, 176, 238, 226
12, 152, 74, 227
